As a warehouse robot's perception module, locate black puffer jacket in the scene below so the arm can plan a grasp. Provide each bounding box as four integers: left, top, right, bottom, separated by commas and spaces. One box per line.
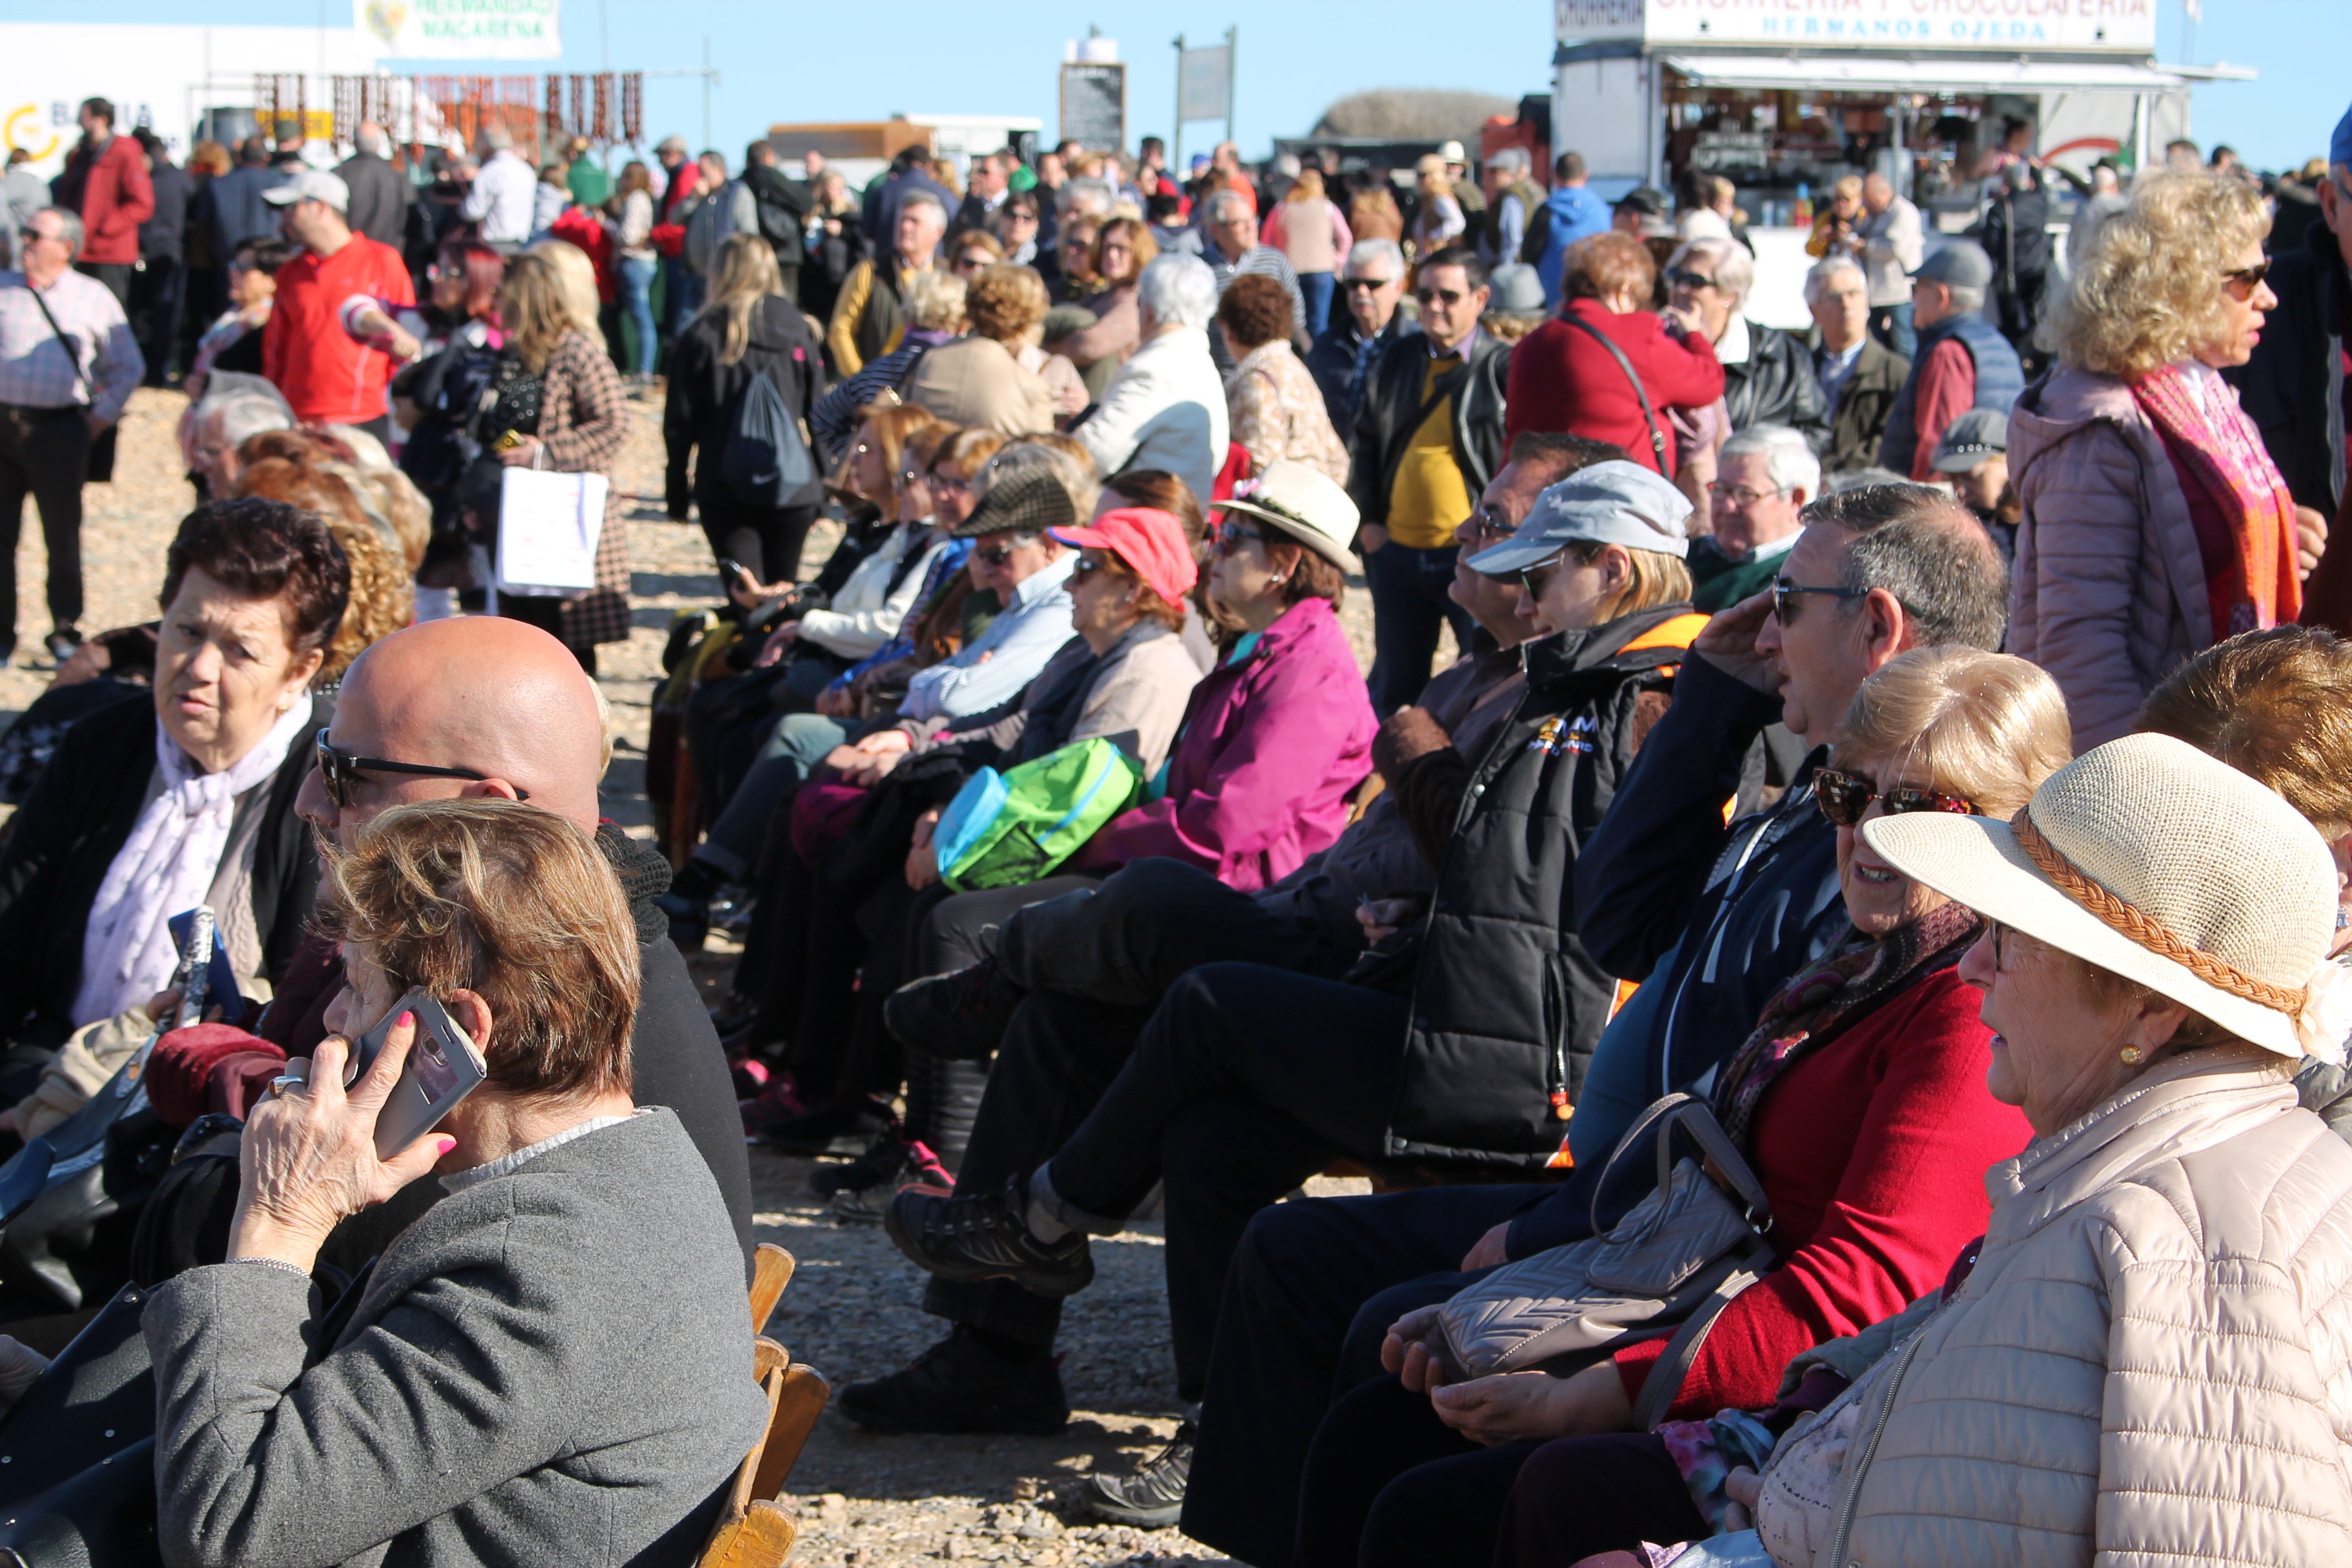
1348, 328, 1512, 528
1723, 320, 1832, 457
1379, 605, 1708, 1165
663, 294, 829, 516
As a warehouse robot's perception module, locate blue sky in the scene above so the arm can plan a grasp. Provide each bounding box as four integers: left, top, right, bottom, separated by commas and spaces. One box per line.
15, 0, 2342, 171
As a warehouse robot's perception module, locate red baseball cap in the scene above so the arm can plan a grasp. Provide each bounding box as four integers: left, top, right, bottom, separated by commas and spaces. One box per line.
1049, 507, 1199, 607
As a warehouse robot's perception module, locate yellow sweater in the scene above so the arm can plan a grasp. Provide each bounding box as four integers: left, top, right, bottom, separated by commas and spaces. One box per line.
1385, 351, 1473, 549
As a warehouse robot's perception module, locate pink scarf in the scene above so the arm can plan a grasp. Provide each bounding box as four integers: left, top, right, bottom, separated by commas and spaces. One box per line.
2131, 363, 2300, 638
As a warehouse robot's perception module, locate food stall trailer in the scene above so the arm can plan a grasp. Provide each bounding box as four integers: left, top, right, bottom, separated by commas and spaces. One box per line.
1548, 1, 2241, 327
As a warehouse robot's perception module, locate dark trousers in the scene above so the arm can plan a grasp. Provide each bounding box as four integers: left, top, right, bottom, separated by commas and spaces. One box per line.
700, 499, 822, 588
132, 255, 185, 385
1498, 1433, 1704, 1568
1181, 1184, 1543, 1567
0, 405, 90, 652
1039, 964, 1413, 1397
1299, 1374, 1543, 1568
73, 261, 133, 308
1361, 540, 1471, 715
495, 592, 595, 674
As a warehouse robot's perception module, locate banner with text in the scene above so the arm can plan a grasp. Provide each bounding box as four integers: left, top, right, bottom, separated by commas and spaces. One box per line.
357, 0, 561, 60
1555, 0, 2156, 53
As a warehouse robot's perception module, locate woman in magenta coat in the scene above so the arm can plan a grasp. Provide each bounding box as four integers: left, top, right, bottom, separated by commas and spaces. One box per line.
1504, 232, 1723, 476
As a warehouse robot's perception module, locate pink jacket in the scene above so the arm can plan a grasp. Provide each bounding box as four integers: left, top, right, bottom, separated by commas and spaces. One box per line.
2008, 366, 2212, 753
1262, 197, 1352, 276
1076, 596, 1374, 890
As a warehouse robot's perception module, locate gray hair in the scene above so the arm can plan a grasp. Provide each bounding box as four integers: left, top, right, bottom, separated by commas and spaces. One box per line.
1719, 423, 1822, 500
1059, 178, 1117, 221
980, 439, 1101, 517
897, 190, 948, 229
1807, 483, 2008, 651
1940, 283, 1986, 314
1137, 253, 1218, 330
358, 125, 393, 159
479, 124, 513, 154
904, 269, 968, 331
36, 208, 84, 259
202, 391, 296, 451
1802, 256, 1866, 307
1489, 147, 1531, 175
1668, 236, 1752, 310
1204, 189, 1251, 225
1343, 237, 1406, 282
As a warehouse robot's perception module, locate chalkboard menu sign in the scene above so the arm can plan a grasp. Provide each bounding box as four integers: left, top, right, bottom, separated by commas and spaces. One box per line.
1059, 62, 1126, 151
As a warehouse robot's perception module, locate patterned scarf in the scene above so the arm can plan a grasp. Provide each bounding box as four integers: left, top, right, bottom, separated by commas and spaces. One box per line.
2132, 362, 2301, 638
1711, 901, 1985, 1156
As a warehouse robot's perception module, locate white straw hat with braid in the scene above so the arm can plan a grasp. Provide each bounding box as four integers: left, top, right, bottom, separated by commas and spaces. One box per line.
1863, 732, 2351, 1061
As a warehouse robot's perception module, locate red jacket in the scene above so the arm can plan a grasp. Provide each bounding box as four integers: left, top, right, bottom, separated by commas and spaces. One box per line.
1612, 964, 2032, 1420
262, 233, 416, 425
1504, 300, 1724, 473
58, 135, 155, 266
549, 207, 619, 304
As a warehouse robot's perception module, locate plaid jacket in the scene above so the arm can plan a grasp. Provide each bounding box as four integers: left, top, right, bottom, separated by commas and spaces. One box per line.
535, 330, 634, 649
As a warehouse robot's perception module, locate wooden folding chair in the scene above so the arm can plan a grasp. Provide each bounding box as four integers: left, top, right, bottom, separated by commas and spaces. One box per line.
700, 1244, 833, 1568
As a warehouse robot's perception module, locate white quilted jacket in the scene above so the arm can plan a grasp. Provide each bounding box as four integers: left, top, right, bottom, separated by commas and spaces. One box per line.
1820, 1047, 2352, 1567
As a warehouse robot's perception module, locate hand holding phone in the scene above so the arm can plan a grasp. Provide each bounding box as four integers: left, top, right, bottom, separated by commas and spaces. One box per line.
345, 988, 491, 1158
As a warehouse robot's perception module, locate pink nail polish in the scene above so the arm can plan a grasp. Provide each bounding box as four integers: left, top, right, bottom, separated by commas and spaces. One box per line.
397, 1011, 414, 1029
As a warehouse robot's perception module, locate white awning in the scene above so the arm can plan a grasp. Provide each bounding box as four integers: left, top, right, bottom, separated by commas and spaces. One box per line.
1659, 54, 2197, 95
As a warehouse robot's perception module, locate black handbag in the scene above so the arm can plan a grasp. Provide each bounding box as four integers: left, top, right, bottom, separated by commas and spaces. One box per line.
0, 1280, 162, 1568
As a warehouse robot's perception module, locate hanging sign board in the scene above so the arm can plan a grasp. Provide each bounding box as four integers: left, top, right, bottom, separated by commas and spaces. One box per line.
1178, 45, 1231, 123
356, 0, 563, 61
1059, 61, 1125, 151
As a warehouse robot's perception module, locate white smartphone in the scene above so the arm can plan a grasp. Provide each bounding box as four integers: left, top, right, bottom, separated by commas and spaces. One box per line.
345, 987, 490, 1158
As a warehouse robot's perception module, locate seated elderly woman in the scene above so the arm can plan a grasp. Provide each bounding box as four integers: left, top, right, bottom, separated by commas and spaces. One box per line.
1219, 271, 1349, 485
0, 500, 345, 1074
1278, 647, 2068, 1568
908, 263, 1068, 438
144, 797, 765, 1567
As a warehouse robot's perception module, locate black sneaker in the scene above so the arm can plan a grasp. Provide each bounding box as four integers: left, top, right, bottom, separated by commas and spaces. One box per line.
883, 959, 1025, 1059
811, 1132, 923, 1200
884, 1177, 1094, 1298
836, 1328, 1069, 1435
758, 1097, 896, 1157
1085, 1421, 1194, 1527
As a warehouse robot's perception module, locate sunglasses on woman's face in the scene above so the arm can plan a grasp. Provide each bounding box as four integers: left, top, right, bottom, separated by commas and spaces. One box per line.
1811, 766, 1977, 828
1212, 519, 1267, 558
2220, 259, 2272, 298
1070, 555, 1109, 581
1667, 269, 1718, 291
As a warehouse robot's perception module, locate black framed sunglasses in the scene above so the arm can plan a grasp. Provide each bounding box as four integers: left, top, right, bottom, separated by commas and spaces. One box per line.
1343, 275, 1395, 293
314, 729, 525, 808
1070, 554, 1109, 580
2220, 259, 2272, 297
1516, 552, 1565, 594
1414, 285, 1466, 307
1667, 268, 1718, 291
1812, 765, 1978, 828
1460, 502, 1516, 546
1212, 519, 1267, 558
972, 542, 1017, 565
1772, 578, 1866, 625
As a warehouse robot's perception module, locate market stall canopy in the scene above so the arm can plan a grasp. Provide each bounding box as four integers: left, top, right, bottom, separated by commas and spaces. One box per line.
1658, 55, 2208, 94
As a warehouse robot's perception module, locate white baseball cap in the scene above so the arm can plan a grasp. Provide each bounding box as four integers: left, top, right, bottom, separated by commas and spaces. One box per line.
263, 168, 351, 214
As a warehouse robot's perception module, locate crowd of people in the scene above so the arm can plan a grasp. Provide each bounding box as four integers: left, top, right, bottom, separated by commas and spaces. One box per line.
0, 89, 2350, 1568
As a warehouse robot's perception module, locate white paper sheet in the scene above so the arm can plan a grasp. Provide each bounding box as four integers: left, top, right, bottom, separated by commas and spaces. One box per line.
494, 467, 608, 595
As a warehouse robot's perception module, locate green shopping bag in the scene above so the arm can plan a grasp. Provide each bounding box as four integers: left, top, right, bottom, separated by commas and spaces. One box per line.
932, 737, 1142, 891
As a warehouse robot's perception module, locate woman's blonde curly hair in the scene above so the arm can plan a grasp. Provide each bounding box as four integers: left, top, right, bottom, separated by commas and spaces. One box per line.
2043, 171, 2269, 381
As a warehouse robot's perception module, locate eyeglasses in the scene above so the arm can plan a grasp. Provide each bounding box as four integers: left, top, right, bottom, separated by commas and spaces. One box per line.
930, 471, 970, 494
1772, 578, 1866, 625
1460, 502, 1516, 545
2220, 259, 2272, 298
1212, 519, 1267, 557
1414, 286, 1467, 307
973, 537, 1035, 565
314, 729, 526, 808
1070, 555, 1108, 580
1811, 766, 1978, 828
1344, 275, 1396, 293
896, 468, 932, 489
1986, 919, 2023, 972
1667, 269, 1718, 291
1516, 552, 1565, 594
1708, 482, 1789, 506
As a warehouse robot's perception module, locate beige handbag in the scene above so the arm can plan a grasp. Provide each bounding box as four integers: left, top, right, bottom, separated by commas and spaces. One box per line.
1431, 1093, 1778, 1428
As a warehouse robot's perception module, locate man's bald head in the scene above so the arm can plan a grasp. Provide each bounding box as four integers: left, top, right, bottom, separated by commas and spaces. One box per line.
296, 618, 607, 847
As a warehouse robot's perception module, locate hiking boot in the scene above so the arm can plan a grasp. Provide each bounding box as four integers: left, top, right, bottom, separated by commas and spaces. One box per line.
1085, 1421, 1195, 1527
738, 1078, 809, 1136
836, 1328, 1069, 1435
883, 959, 1025, 1059
813, 1133, 951, 1200
884, 1177, 1093, 1298
830, 1140, 953, 1224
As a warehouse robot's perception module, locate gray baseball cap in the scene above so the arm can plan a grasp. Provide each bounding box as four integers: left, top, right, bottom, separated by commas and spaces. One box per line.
1910, 241, 1993, 289
1487, 263, 1547, 315
1467, 460, 1694, 575
1931, 409, 2008, 473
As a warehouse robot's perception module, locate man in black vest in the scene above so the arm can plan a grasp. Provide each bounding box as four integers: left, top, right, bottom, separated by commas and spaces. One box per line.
1877, 242, 2023, 481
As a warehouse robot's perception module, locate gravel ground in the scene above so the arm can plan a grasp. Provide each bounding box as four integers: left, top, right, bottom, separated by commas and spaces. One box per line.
0, 387, 1400, 1564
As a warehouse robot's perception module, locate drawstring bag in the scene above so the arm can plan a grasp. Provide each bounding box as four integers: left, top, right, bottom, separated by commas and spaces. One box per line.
932, 737, 1140, 892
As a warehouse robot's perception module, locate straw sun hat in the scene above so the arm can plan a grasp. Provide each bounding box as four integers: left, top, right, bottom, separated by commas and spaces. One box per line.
1863, 732, 2350, 1062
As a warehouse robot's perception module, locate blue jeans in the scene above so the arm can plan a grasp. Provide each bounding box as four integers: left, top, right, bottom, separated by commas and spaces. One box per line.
619, 254, 658, 376
1362, 540, 1472, 715
1298, 270, 1335, 338
1871, 300, 1915, 361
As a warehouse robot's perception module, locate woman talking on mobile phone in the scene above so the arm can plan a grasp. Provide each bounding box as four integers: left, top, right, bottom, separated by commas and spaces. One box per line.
141, 798, 765, 1568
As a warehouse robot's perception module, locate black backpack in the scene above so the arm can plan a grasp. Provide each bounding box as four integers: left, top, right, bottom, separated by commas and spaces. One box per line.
718, 366, 819, 509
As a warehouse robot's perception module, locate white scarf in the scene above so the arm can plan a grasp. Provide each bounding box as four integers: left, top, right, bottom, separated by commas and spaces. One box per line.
72, 694, 315, 1027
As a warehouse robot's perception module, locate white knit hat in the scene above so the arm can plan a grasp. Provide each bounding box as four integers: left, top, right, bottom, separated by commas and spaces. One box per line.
1863, 732, 2350, 1061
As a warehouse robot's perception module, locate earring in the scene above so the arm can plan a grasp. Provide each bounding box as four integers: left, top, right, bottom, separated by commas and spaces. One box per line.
2119, 1044, 2146, 1067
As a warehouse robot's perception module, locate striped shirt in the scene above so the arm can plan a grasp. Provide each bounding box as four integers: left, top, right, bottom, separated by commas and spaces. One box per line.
0, 268, 143, 420
1204, 244, 1306, 373
900, 552, 1077, 721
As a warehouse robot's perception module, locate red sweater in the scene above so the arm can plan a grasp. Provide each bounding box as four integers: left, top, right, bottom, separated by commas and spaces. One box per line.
262, 233, 416, 425
1613, 965, 2030, 1420
1504, 300, 1724, 473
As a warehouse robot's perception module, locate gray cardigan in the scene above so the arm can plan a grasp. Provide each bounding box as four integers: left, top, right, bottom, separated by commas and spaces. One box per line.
143, 1109, 767, 1568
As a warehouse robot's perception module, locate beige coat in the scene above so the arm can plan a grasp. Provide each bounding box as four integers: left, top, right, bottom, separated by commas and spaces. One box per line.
1824, 1048, 2352, 1567
906, 334, 1057, 438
